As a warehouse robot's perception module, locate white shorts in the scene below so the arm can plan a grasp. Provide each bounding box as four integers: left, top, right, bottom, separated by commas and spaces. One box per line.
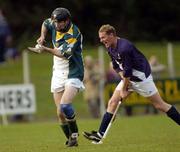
51, 76, 85, 93
116, 75, 158, 97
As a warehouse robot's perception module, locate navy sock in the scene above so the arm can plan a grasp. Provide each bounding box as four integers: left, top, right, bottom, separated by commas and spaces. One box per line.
166, 106, 180, 125
98, 112, 113, 135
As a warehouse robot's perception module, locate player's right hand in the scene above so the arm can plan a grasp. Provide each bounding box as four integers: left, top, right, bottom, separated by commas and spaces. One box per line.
119, 90, 130, 99
36, 36, 46, 45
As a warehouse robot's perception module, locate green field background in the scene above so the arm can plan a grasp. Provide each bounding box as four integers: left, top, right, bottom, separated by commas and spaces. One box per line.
0, 116, 180, 152
1, 42, 180, 120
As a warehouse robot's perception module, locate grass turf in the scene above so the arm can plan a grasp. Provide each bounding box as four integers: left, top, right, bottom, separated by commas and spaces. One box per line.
0, 115, 179, 152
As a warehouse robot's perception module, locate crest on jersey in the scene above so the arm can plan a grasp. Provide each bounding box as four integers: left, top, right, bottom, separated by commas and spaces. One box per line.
117, 53, 121, 60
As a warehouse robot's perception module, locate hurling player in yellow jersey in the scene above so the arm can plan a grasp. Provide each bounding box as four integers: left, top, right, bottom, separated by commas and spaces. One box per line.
36, 7, 84, 147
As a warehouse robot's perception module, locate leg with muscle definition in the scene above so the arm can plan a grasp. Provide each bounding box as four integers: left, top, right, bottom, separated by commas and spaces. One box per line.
53, 92, 71, 145
148, 92, 180, 125
60, 85, 79, 147
83, 89, 123, 143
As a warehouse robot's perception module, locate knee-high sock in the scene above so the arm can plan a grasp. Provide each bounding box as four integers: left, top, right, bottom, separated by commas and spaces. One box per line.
61, 103, 78, 134
60, 123, 70, 139
166, 106, 180, 125
67, 119, 78, 134
98, 112, 113, 136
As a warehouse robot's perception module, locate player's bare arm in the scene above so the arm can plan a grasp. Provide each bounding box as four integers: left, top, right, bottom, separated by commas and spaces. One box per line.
118, 71, 130, 89
37, 24, 47, 45
41, 46, 64, 58
120, 77, 129, 99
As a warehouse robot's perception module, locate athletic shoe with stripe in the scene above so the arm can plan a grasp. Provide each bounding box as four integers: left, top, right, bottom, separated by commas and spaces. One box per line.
82, 130, 102, 142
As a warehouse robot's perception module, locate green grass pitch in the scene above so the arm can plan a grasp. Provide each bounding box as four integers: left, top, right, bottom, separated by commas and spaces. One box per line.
0, 115, 179, 152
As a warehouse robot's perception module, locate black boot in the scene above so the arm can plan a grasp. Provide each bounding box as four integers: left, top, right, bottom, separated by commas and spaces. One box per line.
67, 119, 79, 147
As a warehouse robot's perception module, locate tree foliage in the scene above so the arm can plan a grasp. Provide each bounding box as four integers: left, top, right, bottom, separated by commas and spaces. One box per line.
1, 0, 180, 45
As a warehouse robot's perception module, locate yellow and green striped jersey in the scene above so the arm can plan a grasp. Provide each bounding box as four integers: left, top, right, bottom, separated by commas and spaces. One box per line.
43, 18, 84, 80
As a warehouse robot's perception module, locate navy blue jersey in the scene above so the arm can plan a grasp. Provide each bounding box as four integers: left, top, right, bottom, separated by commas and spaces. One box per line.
107, 38, 151, 82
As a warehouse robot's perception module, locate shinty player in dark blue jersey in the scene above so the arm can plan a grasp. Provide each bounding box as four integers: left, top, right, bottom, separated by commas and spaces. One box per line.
83, 24, 180, 143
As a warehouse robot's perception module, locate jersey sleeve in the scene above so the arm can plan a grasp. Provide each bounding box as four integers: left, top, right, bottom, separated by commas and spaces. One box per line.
43, 18, 53, 32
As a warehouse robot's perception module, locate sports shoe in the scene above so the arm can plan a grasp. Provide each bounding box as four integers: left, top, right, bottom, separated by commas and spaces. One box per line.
67, 133, 78, 147
83, 130, 102, 142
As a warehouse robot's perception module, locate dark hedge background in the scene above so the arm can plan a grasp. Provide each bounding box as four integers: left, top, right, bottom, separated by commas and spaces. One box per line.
0, 0, 180, 45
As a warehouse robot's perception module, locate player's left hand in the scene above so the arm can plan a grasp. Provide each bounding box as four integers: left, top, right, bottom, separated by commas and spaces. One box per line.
36, 36, 46, 45
27, 44, 44, 53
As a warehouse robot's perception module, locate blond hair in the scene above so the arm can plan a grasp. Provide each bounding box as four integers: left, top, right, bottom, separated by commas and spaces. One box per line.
98, 24, 116, 36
